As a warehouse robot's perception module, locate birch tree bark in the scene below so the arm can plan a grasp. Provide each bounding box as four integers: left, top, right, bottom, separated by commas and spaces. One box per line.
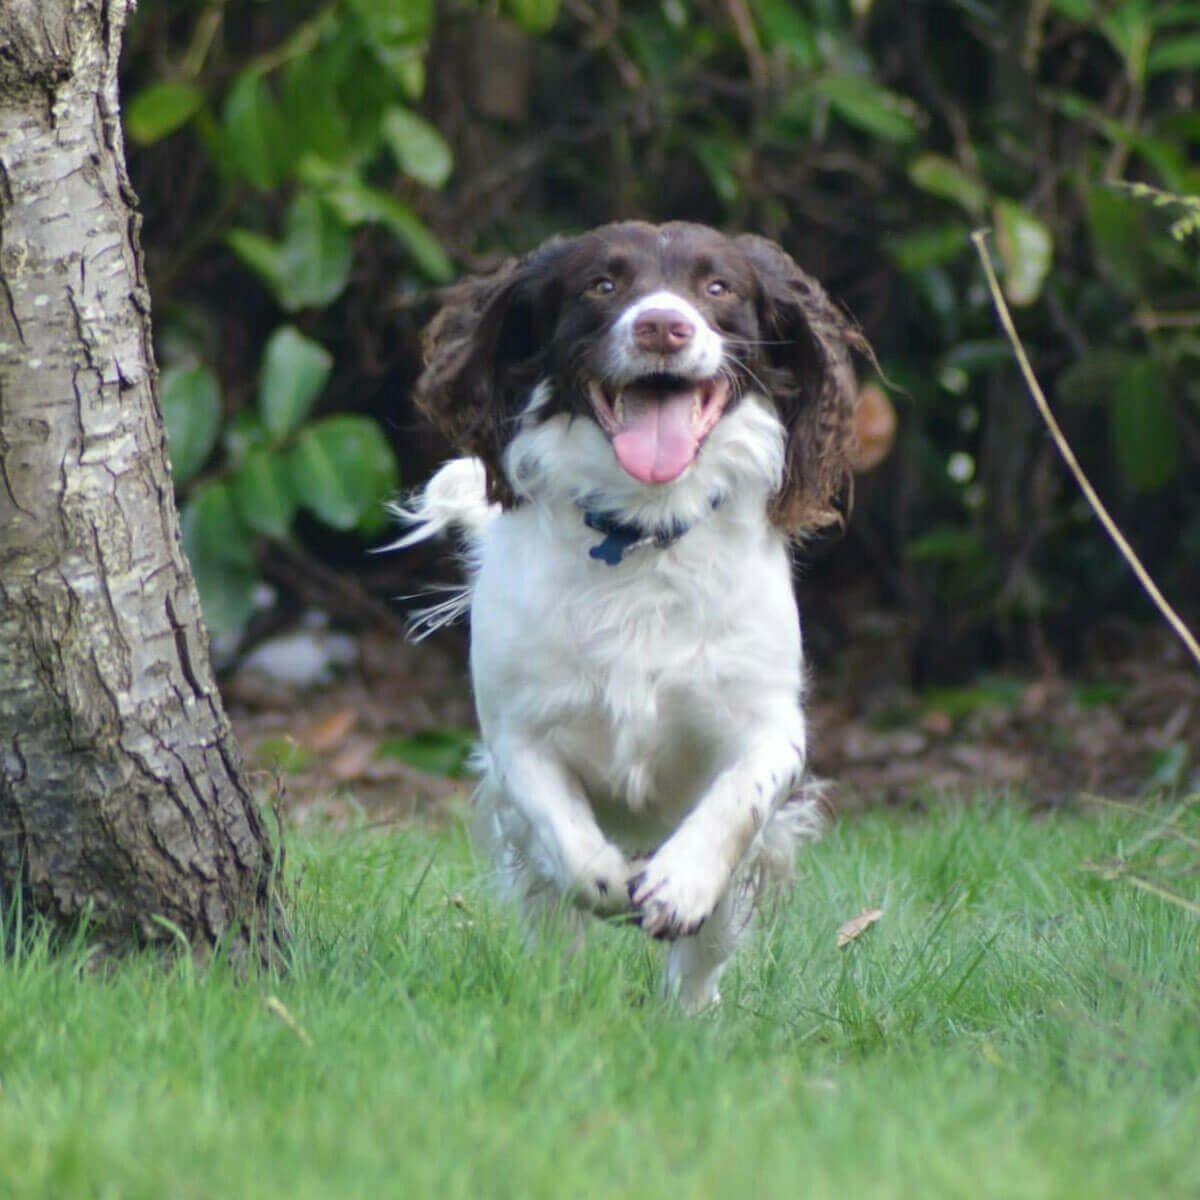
0, 0, 285, 959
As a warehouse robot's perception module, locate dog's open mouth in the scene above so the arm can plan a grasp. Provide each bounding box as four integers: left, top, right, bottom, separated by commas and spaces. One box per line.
586, 374, 732, 484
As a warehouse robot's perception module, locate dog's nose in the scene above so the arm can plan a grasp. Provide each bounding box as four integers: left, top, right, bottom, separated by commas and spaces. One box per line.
633, 309, 695, 355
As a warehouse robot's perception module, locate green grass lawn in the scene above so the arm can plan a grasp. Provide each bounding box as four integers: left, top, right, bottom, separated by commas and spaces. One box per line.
1, 801, 1197, 1199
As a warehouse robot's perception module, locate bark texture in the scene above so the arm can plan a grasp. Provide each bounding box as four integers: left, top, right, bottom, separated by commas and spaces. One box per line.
0, 0, 284, 958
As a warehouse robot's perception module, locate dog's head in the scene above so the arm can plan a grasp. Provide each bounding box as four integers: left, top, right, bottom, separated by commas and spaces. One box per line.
415, 221, 868, 532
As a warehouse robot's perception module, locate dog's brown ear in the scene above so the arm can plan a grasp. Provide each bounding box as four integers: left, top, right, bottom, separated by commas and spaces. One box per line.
414, 239, 573, 506
735, 235, 871, 534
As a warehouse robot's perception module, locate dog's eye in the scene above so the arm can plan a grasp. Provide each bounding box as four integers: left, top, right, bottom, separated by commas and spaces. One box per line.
706, 279, 730, 296
588, 277, 616, 296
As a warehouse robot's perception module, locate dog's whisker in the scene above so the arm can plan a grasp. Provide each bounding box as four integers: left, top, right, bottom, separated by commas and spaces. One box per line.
721, 354, 770, 399
722, 335, 793, 348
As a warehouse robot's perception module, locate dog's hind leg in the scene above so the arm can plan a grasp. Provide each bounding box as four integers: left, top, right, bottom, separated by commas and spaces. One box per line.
663, 885, 753, 1012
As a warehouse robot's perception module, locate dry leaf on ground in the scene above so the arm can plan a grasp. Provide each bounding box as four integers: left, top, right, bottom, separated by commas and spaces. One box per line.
299, 709, 359, 753
837, 907, 885, 948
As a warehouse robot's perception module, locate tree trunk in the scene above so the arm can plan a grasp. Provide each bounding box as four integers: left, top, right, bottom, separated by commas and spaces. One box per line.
0, 0, 285, 960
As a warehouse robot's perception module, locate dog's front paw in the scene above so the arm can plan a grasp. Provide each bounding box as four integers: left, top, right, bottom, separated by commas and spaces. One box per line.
628, 840, 727, 940
568, 841, 636, 917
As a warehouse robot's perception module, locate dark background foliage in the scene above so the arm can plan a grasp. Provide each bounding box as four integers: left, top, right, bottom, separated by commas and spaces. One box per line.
121, 0, 1200, 682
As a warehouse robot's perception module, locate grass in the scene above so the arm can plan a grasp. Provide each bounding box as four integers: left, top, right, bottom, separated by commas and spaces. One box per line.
0, 801, 1197, 1199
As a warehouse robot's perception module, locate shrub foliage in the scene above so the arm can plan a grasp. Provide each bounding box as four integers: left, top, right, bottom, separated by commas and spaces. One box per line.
122, 1, 1199, 662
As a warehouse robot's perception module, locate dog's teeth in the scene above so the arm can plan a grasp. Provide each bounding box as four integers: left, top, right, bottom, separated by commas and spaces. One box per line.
615, 393, 624, 422
693, 392, 702, 420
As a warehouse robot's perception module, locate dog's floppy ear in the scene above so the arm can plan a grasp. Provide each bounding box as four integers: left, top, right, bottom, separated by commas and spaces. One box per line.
736, 234, 870, 534
414, 238, 573, 506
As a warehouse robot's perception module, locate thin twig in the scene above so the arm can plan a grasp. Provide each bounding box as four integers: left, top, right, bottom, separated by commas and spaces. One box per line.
1133, 310, 1200, 332
971, 228, 1200, 672
723, 0, 769, 100
1082, 862, 1200, 918
266, 995, 314, 1047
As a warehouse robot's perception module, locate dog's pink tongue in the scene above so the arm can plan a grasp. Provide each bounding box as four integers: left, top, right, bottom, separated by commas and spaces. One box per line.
611, 387, 699, 484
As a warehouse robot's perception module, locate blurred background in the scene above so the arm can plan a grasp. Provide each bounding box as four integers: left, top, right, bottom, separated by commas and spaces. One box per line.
119, 0, 1199, 814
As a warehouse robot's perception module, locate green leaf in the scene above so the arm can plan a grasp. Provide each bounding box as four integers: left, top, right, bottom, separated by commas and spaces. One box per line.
908, 154, 988, 217
255, 736, 314, 774
277, 193, 355, 308
939, 340, 1014, 377
1100, 0, 1152, 84
396, 57, 426, 100
1048, 0, 1095, 17
1071, 681, 1130, 709
347, 0, 434, 45
886, 225, 969, 274
1043, 91, 1185, 186
376, 728, 475, 777
747, 0, 818, 68
693, 136, 742, 208
288, 415, 400, 532
225, 229, 289, 301
1148, 34, 1200, 73
182, 480, 256, 568
279, 53, 356, 167
161, 365, 222, 487
911, 266, 959, 333
1152, 4, 1200, 32
1085, 185, 1145, 295
506, 0, 560, 33
230, 446, 298, 541
1056, 349, 1141, 406
921, 677, 1024, 719
181, 484, 259, 641
258, 326, 334, 441
1109, 357, 1179, 492
347, 0, 434, 84
125, 82, 206, 145
186, 553, 259, 644
381, 107, 454, 189
227, 193, 354, 311
815, 75, 922, 143
223, 410, 271, 466
907, 526, 987, 565
992, 199, 1053, 306
365, 193, 453, 282
297, 158, 453, 282
221, 69, 287, 190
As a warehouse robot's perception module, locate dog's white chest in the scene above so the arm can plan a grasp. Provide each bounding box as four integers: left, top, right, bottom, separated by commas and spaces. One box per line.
468, 502, 803, 831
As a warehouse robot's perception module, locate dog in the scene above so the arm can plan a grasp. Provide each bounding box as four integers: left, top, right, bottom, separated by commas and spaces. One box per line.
391, 221, 867, 1009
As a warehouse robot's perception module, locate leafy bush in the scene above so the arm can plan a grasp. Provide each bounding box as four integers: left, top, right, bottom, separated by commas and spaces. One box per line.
123, 0, 1200, 664
125, 1, 463, 639
164, 326, 398, 636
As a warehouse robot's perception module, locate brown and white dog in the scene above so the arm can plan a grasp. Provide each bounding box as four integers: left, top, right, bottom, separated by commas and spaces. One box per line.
392, 221, 867, 1008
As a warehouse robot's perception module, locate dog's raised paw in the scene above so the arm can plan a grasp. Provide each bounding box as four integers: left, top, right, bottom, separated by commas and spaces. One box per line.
571, 842, 636, 916
627, 853, 723, 940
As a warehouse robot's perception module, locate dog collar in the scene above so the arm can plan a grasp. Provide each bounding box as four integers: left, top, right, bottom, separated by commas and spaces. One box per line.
580, 496, 723, 566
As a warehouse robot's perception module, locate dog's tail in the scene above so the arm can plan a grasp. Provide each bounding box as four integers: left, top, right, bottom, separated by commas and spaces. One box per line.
383, 456, 499, 552
380, 457, 498, 640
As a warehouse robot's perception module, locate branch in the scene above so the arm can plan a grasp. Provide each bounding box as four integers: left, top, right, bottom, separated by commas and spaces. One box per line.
971, 228, 1200, 672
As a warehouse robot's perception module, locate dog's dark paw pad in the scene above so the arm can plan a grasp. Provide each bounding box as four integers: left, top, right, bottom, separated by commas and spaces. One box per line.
595, 878, 609, 897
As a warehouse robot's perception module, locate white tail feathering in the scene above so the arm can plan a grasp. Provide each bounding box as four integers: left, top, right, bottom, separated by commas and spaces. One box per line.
381, 457, 497, 639
382, 457, 497, 551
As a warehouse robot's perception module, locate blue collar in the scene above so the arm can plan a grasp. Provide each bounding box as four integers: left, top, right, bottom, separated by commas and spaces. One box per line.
580, 496, 723, 566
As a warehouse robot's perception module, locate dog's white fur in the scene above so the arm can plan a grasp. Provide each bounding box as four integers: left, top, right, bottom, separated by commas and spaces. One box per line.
605, 289, 725, 382
392, 287, 825, 1009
